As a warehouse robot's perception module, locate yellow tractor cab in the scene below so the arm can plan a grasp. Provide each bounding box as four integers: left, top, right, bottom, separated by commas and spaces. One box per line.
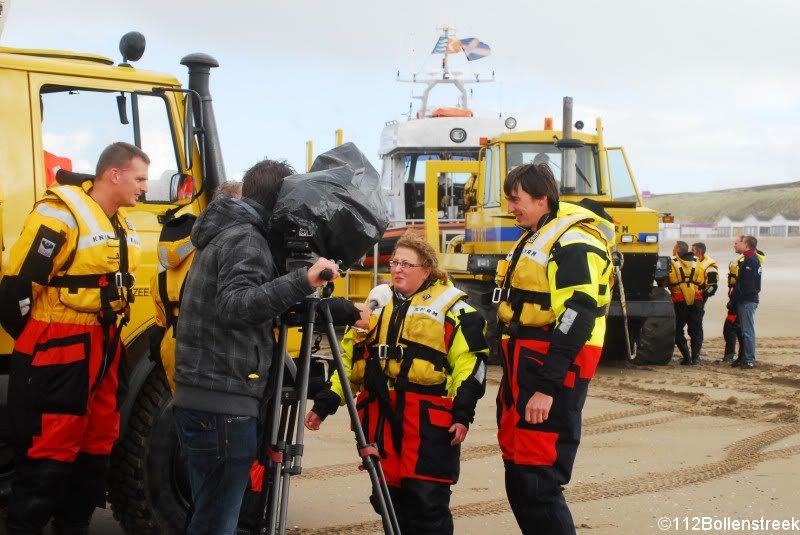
421, 100, 674, 364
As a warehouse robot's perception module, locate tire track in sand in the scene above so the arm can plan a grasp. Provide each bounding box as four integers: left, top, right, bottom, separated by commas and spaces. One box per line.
288, 423, 800, 534
299, 407, 670, 481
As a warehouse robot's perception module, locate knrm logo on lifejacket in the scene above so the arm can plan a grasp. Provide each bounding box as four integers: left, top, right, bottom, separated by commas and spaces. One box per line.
38, 237, 56, 258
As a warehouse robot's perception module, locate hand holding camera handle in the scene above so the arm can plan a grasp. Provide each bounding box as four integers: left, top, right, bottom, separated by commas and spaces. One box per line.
308, 258, 340, 287
320, 260, 342, 281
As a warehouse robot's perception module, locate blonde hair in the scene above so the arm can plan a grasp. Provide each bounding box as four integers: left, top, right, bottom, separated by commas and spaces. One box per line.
394, 232, 448, 284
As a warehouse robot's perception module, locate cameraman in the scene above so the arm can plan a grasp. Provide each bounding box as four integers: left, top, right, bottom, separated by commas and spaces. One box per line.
172, 159, 340, 535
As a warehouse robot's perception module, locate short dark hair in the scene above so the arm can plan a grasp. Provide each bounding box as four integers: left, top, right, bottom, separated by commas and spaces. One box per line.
241, 159, 295, 213
692, 242, 706, 255
503, 162, 559, 211
96, 142, 150, 178
743, 235, 758, 250
675, 241, 689, 255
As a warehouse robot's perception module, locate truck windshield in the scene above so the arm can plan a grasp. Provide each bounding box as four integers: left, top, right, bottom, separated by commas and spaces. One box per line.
40, 86, 179, 203
505, 143, 600, 195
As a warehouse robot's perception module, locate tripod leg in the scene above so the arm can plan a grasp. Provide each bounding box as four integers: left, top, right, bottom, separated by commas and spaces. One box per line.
320, 303, 401, 535
275, 300, 317, 535
255, 323, 289, 535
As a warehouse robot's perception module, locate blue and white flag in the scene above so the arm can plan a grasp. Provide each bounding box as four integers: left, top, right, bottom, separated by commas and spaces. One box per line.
431, 35, 448, 54
459, 38, 491, 61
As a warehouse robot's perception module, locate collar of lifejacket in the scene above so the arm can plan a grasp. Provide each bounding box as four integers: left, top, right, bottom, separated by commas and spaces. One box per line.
394, 278, 434, 302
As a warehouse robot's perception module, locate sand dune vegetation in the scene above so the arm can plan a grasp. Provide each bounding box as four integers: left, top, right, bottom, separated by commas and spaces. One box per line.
644, 181, 800, 223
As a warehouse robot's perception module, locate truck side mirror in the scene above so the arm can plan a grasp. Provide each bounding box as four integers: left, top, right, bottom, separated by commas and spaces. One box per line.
183, 94, 194, 171
169, 172, 194, 203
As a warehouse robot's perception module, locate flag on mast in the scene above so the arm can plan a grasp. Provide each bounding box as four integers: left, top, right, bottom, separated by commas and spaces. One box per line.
431, 35, 447, 54
459, 38, 491, 61
432, 34, 463, 54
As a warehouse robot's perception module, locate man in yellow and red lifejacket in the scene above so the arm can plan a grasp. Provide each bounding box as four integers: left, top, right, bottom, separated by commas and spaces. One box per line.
690, 242, 718, 363
495, 162, 615, 535
664, 241, 710, 365
0, 142, 148, 535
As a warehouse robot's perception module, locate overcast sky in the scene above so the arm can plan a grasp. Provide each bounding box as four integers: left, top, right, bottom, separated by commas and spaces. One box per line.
3, 0, 799, 194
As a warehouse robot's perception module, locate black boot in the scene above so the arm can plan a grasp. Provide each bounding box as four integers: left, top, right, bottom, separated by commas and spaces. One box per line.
52, 453, 109, 535
678, 347, 691, 366
691, 342, 702, 365
676, 338, 691, 366
7, 457, 72, 534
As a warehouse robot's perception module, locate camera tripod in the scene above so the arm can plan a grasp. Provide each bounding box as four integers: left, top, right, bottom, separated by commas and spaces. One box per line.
252, 289, 401, 535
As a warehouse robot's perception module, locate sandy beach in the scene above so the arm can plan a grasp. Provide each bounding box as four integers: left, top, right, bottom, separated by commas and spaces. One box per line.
65, 237, 800, 534
283, 237, 800, 534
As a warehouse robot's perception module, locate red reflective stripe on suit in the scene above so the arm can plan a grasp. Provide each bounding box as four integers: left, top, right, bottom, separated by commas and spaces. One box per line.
9, 319, 123, 462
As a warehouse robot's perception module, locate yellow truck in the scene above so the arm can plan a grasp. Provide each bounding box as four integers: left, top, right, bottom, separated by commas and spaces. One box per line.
395, 100, 676, 364
0, 32, 225, 532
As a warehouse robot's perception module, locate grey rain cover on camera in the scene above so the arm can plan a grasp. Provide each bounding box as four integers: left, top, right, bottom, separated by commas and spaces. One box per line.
271, 142, 389, 267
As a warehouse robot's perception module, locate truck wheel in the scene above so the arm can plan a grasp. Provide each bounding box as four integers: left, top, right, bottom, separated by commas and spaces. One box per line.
452, 279, 500, 365
633, 288, 675, 365
601, 316, 634, 362
108, 367, 190, 534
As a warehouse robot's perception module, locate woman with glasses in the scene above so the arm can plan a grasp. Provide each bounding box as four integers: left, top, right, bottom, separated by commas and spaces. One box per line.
305, 232, 488, 535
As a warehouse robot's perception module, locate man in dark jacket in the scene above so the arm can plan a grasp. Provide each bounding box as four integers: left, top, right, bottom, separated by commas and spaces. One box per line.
172, 159, 340, 535
730, 235, 762, 370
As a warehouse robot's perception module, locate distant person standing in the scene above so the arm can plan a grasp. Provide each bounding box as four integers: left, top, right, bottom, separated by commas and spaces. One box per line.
729, 235, 762, 369
690, 242, 718, 363
722, 236, 765, 364
664, 241, 706, 365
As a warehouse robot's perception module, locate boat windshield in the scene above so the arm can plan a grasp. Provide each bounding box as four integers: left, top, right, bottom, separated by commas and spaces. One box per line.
403, 153, 476, 183
387, 152, 477, 221
505, 143, 600, 195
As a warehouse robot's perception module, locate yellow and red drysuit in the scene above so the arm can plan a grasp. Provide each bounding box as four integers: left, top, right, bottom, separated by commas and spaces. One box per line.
312, 279, 488, 535
494, 200, 614, 535
0, 180, 139, 534
696, 254, 719, 300
149, 212, 197, 393
664, 253, 713, 363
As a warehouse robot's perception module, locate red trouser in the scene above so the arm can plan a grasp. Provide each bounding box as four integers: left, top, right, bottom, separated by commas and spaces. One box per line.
358, 389, 458, 535
356, 389, 459, 487
497, 335, 599, 535
8, 318, 123, 461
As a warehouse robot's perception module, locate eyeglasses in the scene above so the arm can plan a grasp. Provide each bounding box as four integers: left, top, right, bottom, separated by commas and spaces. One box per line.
388, 259, 423, 270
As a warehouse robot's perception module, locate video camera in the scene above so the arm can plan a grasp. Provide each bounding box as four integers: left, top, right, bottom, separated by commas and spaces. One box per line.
270, 142, 389, 276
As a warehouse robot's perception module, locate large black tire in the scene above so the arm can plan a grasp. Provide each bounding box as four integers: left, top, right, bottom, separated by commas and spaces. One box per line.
600, 316, 633, 362
633, 288, 675, 365
108, 367, 190, 534
452, 278, 500, 364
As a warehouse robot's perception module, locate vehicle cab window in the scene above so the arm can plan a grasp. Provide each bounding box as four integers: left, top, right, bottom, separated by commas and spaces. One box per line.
40, 86, 179, 202
606, 148, 639, 203
505, 142, 601, 195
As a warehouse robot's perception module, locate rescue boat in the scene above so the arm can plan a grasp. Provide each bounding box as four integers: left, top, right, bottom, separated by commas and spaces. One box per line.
368, 26, 516, 267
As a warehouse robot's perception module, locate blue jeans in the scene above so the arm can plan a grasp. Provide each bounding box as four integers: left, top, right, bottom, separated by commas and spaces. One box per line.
174, 407, 257, 535
737, 302, 758, 364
